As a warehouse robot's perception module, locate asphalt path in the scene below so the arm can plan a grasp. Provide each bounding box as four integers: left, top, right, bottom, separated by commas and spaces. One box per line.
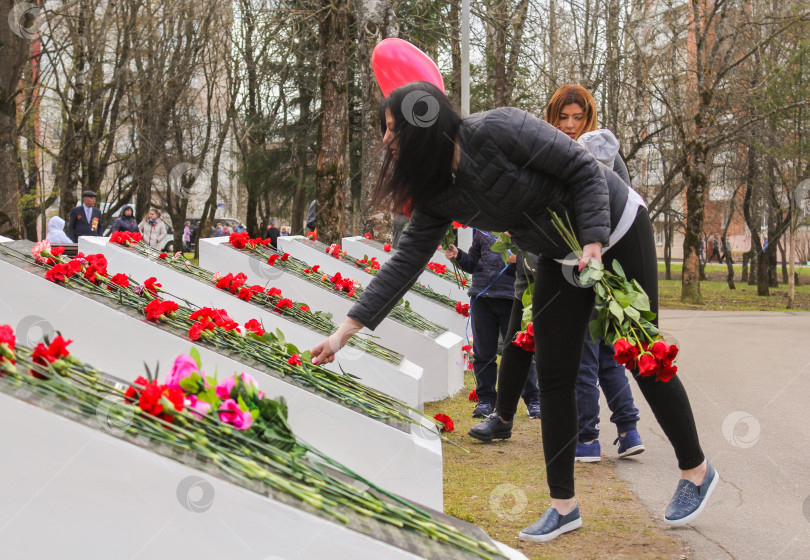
601, 310, 810, 560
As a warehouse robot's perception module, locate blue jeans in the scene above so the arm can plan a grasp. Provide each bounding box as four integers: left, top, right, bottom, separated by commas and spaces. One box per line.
471, 296, 539, 405
576, 334, 640, 442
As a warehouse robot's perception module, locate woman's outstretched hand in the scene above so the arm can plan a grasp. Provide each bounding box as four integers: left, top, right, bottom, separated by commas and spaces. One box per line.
310, 318, 364, 365
444, 244, 459, 259
578, 242, 603, 271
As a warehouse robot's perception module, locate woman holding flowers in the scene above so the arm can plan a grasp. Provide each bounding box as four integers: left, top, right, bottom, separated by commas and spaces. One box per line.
312, 81, 716, 541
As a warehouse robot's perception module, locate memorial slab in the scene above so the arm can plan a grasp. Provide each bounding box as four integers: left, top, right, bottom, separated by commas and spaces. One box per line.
200, 237, 464, 400
79, 236, 424, 409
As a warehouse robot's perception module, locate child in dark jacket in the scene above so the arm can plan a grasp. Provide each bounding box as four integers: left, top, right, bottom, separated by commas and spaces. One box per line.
446, 229, 540, 419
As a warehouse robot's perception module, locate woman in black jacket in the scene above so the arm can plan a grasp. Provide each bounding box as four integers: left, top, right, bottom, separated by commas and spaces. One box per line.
311, 82, 716, 541
112, 205, 138, 233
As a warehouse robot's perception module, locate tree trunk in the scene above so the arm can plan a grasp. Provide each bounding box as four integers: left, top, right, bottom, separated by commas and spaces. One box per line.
0, 1, 34, 238
778, 238, 788, 284
741, 251, 749, 282
315, 0, 349, 245
357, 0, 396, 237
664, 211, 672, 280
680, 144, 708, 304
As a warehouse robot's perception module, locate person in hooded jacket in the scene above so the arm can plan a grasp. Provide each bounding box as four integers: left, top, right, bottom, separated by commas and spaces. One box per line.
310, 81, 717, 541
445, 229, 541, 419
46, 216, 73, 244
112, 205, 138, 233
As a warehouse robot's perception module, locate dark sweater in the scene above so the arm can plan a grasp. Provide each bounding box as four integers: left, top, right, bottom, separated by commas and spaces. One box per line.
455, 230, 516, 300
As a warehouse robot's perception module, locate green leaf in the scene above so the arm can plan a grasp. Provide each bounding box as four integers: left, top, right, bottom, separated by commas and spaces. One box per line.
275, 329, 285, 348
608, 300, 624, 321
641, 309, 657, 321
628, 290, 650, 311
624, 306, 641, 321
521, 306, 533, 330
612, 260, 627, 279
522, 289, 533, 308
594, 282, 607, 299
189, 347, 202, 370
286, 342, 299, 355
179, 377, 198, 393
490, 241, 507, 253
614, 291, 632, 308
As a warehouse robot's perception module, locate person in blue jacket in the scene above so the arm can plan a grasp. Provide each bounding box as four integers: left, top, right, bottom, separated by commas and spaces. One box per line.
311, 82, 717, 542
445, 230, 540, 419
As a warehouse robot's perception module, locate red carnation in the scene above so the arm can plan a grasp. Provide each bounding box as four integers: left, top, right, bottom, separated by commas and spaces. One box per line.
145, 299, 166, 321
51, 246, 65, 257
216, 273, 234, 289
237, 287, 253, 301
45, 263, 69, 283
275, 298, 294, 312
143, 277, 162, 294
109, 273, 130, 289
311, 265, 320, 272
364, 232, 373, 239
229, 232, 250, 249
455, 302, 470, 317
188, 322, 204, 340
280, 253, 289, 261
244, 319, 265, 336
159, 252, 167, 260
67, 259, 82, 276
433, 413, 454, 433
124, 376, 149, 403
299, 305, 310, 312
468, 390, 479, 402
383, 243, 391, 252
266, 287, 282, 297
287, 354, 303, 366
267, 254, 279, 265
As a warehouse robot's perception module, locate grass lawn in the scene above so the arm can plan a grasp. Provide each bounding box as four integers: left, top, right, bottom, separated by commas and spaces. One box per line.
657, 263, 810, 311
425, 372, 689, 560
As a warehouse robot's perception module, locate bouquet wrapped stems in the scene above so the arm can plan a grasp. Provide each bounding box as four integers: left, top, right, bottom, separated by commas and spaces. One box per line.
550, 212, 678, 382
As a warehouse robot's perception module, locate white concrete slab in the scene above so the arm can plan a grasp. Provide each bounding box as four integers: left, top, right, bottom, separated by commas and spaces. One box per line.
342, 236, 469, 302
278, 236, 469, 339
0, 235, 12, 242
0, 256, 443, 510
0, 393, 434, 559
79, 237, 424, 409
200, 237, 465, 400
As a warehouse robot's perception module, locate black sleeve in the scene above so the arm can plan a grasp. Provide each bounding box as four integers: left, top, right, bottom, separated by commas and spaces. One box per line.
347, 208, 450, 330
67, 209, 77, 242
454, 233, 480, 273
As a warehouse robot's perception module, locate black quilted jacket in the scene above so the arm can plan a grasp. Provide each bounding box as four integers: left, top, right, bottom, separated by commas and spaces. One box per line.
349, 107, 631, 329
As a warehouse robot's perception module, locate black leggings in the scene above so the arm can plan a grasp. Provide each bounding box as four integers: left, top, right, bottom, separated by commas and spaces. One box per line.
496, 208, 704, 499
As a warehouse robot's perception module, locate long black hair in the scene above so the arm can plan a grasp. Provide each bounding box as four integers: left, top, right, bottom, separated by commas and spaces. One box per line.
371, 82, 462, 213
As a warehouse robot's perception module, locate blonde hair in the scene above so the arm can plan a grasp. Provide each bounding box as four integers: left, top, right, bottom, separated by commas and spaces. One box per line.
545, 85, 598, 139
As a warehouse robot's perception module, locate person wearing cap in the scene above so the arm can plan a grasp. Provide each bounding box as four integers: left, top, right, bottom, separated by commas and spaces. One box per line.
264, 218, 280, 248
67, 190, 103, 242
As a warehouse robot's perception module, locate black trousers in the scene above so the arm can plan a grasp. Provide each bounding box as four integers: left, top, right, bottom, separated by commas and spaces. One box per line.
496, 208, 704, 499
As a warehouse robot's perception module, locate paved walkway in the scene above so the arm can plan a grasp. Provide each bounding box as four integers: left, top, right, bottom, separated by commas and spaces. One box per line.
605, 310, 810, 560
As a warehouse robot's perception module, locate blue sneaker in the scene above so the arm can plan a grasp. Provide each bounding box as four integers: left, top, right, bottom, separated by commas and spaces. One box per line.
664, 460, 719, 526
519, 505, 582, 542
614, 429, 645, 458
575, 439, 601, 462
